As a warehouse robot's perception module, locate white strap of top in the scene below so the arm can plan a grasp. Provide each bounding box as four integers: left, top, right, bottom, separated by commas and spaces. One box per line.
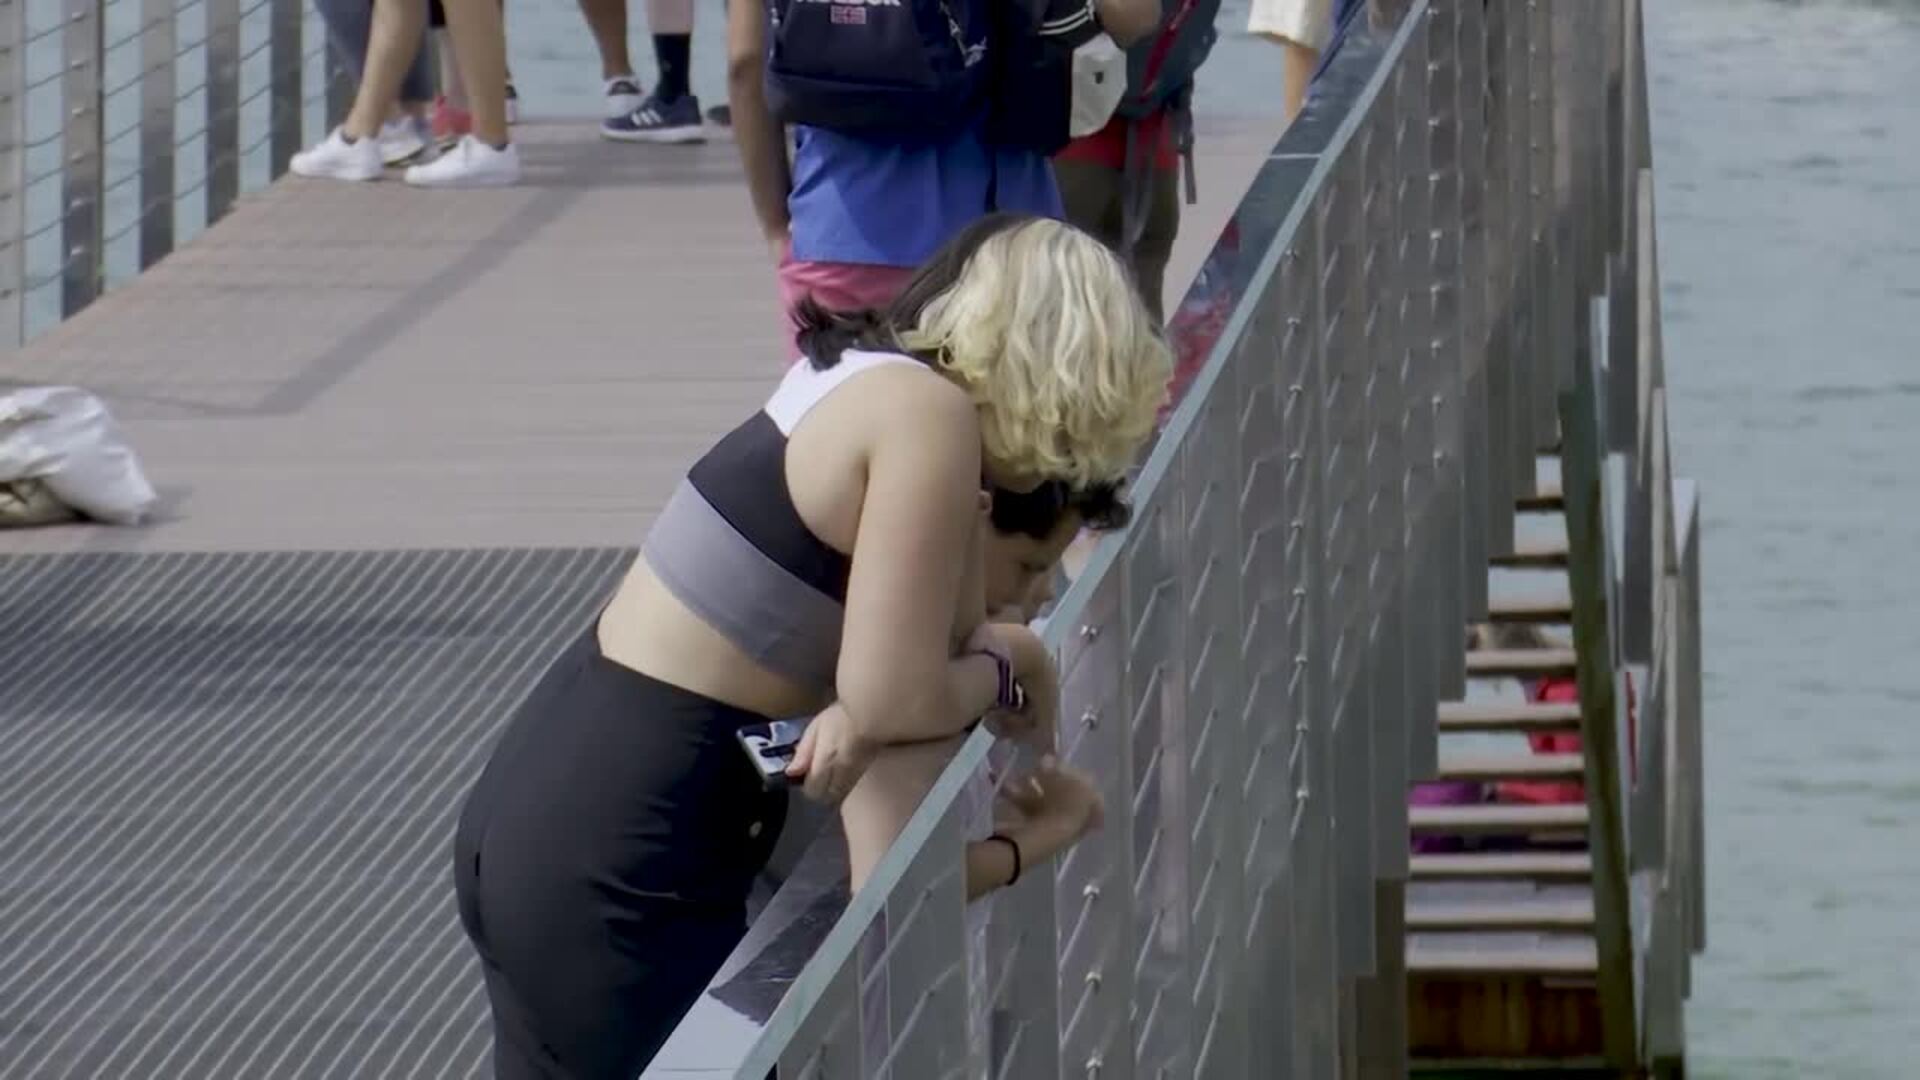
764, 349, 926, 435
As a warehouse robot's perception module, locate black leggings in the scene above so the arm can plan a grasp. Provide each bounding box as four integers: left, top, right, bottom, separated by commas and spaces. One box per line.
453, 630, 789, 1079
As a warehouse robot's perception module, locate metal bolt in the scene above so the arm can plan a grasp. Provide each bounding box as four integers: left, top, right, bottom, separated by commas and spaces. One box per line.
1286, 316, 1303, 329
1083, 883, 1102, 902
1082, 709, 1100, 730
1292, 587, 1308, 598
1087, 1055, 1105, 1078
1079, 623, 1100, 641
1085, 970, 1104, 992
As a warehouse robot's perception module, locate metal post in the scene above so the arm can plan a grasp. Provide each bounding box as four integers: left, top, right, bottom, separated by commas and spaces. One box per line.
0, 0, 26, 345
269, 0, 303, 175
205, 0, 240, 221
60, 0, 104, 317
138, 0, 176, 269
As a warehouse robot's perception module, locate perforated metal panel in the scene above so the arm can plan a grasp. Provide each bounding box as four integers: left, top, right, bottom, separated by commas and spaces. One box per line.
0, 547, 629, 1079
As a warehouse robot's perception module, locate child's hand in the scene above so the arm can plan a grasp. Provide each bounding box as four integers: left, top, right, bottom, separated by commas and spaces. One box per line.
1002, 756, 1104, 857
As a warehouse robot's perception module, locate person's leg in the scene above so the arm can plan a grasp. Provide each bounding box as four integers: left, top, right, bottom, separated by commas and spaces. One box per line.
578, 0, 635, 80
1247, 0, 1330, 120
1279, 39, 1318, 120
312, 0, 374, 83
648, 0, 694, 100
404, 0, 521, 186
293, 0, 429, 179
602, 0, 703, 142
343, 0, 429, 140
1129, 165, 1181, 327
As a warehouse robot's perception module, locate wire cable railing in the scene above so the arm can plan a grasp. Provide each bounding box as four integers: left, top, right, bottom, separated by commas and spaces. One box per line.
0, 0, 344, 344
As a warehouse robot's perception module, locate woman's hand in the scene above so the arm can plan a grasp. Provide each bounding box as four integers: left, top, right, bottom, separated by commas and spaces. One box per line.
966, 622, 1059, 748
1001, 757, 1105, 860
787, 704, 879, 804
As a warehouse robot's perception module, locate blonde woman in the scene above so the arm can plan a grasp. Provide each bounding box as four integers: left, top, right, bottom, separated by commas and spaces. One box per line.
451, 214, 1171, 1078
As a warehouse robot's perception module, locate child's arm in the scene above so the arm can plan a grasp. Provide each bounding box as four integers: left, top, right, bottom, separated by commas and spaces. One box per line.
964, 759, 1105, 900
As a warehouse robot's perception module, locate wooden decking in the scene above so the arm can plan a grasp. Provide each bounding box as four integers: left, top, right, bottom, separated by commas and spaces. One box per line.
1, 115, 1284, 556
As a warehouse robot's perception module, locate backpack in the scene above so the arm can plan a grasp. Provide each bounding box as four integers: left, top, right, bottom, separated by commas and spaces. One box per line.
983, 0, 1105, 155
1116, 0, 1219, 121
763, 0, 992, 139
1091, 0, 1220, 255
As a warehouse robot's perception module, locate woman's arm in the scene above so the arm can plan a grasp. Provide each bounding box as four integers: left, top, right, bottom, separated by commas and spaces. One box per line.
833, 375, 989, 740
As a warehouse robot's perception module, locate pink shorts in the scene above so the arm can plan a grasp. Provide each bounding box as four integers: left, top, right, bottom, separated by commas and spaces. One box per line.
776, 244, 916, 358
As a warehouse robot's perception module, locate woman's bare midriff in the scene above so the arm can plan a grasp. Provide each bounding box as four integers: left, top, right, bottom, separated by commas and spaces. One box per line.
595, 560, 836, 721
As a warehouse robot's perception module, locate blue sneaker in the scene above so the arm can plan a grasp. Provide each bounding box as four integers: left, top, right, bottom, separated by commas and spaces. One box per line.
601, 92, 707, 145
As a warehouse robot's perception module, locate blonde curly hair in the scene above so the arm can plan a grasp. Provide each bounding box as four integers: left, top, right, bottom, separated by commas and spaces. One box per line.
892, 216, 1173, 489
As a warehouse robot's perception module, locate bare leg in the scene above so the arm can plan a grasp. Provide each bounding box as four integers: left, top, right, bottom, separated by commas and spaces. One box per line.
437, 30, 465, 110
579, 0, 636, 79
646, 0, 693, 35
442, 0, 511, 146
1279, 38, 1318, 120
343, 0, 429, 140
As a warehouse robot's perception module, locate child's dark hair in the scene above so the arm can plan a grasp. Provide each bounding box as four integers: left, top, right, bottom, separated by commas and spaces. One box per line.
990, 480, 1130, 540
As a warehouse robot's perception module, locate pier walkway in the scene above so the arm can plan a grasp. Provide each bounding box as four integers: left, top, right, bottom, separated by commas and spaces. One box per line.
0, 2, 1706, 1077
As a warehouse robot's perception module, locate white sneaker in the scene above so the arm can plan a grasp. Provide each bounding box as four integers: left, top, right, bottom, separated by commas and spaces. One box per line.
403, 135, 521, 189
377, 117, 430, 166
290, 128, 383, 182
603, 75, 644, 120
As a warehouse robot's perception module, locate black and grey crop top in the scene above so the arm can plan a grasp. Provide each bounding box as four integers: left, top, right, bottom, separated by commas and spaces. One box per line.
640, 349, 926, 691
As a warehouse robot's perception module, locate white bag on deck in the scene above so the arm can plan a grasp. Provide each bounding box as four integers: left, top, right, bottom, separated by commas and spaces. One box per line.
0, 386, 157, 525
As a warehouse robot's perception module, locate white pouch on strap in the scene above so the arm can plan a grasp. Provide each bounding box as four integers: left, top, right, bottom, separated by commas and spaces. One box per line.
1069, 34, 1128, 138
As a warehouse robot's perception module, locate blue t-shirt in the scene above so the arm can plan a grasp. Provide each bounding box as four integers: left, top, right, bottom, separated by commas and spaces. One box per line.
787, 119, 1064, 269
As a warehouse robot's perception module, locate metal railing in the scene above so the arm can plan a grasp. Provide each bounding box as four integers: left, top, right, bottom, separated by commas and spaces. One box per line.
0, 0, 342, 345
1554, 0, 1706, 1065
644, 2, 1701, 1077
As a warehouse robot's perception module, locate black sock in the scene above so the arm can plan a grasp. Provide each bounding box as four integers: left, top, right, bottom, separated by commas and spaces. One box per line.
654, 33, 691, 102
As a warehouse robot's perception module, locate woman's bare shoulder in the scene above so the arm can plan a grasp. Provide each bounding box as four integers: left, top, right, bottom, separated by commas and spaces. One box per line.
841, 360, 976, 437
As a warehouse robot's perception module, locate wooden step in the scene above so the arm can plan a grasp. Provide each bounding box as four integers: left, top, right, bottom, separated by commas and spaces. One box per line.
1409, 803, 1589, 835
1410, 851, 1593, 882
1437, 752, 1585, 783
1465, 646, 1577, 677
1408, 894, 1595, 933
1516, 486, 1566, 513
1488, 593, 1573, 622
1492, 544, 1569, 569
1437, 700, 1581, 733
1407, 934, 1600, 977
